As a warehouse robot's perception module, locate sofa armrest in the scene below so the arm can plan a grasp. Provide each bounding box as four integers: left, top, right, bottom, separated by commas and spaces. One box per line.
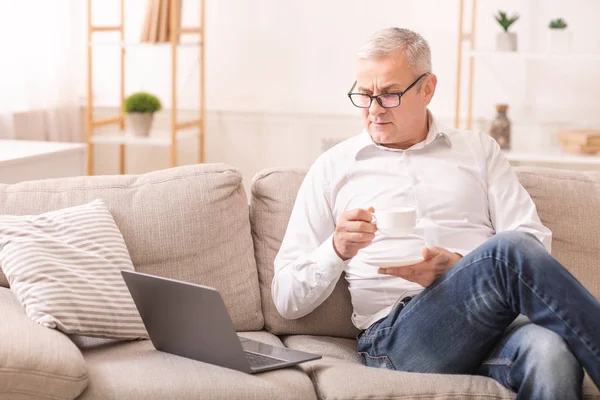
0, 287, 88, 400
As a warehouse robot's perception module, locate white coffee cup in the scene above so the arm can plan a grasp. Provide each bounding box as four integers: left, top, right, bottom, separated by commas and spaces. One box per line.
371, 207, 417, 231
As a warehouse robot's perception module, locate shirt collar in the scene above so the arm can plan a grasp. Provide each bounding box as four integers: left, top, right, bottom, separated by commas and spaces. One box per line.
354, 111, 452, 160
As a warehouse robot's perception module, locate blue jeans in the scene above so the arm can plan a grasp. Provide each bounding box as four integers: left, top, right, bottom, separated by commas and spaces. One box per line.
357, 231, 600, 400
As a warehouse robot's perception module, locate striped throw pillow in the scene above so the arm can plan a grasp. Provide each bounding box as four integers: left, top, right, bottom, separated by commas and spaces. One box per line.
0, 199, 148, 340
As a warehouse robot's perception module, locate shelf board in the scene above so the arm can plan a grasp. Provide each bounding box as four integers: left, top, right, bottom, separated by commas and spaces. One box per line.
503, 148, 600, 165
89, 41, 202, 47
90, 130, 197, 147
468, 50, 600, 61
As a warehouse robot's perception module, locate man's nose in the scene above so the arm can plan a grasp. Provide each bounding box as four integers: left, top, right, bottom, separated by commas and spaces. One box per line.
369, 97, 385, 116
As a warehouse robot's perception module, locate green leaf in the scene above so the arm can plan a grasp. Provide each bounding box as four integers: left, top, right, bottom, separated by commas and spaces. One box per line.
495, 10, 519, 32
549, 17, 567, 29
123, 92, 163, 114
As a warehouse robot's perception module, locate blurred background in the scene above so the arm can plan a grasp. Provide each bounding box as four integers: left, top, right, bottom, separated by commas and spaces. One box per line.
1, 0, 599, 189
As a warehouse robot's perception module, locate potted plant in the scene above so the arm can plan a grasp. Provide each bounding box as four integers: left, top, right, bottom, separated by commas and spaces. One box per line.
123, 92, 162, 137
494, 11, 519, 52
548, 18, 570, 54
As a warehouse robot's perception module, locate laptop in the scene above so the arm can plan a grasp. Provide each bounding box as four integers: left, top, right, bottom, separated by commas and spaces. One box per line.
121, 270, 322, 374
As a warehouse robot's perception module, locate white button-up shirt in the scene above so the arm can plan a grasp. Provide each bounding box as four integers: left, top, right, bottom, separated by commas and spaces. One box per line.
272, 112, 552, 330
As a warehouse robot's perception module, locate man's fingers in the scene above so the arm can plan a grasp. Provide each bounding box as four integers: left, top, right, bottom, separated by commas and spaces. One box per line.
344, 221, 377, 234
342, 232, 375, 243
347, 208, 374, 223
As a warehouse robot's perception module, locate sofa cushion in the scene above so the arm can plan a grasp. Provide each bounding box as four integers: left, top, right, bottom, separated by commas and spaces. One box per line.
0, 199, 147, 340
75, 330, 316, 400
0, 287, 88, 400
0, 164, 263, 331
281, 335, 515, 399
250, 168, 359, 338
515, 167, 600, 300
282, 335, 600, 399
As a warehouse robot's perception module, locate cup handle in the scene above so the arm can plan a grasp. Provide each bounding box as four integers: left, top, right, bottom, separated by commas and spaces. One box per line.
370, 214, 377, 225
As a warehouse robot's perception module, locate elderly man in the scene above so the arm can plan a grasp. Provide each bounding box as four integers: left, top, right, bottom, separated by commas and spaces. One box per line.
272, 27, 600, 399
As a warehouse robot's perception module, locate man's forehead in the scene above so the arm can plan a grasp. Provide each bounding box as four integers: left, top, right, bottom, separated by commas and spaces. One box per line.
355, 56, 411, 89
355, 75, 406, 91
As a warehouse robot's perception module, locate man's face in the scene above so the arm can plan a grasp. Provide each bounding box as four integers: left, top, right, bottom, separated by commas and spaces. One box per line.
355, 50, 435, 148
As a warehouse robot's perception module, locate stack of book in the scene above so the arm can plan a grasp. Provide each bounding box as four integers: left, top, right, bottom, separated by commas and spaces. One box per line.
558, 130, 600, 155
140, 0, 182, 43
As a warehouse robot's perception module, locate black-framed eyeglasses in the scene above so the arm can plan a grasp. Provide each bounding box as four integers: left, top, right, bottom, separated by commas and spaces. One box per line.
347, 72, 431, 109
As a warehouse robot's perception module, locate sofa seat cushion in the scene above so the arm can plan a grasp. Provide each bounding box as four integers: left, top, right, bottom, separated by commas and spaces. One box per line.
0, 287, 88, 400
0, 164, 263, 331
76, 331, 316, 400
282, 335, 599, 400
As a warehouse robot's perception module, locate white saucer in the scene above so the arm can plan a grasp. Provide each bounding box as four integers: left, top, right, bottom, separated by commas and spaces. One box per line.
363, 256, 424, 268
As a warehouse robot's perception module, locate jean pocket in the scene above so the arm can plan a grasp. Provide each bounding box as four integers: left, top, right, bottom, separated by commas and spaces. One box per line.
359, 351, 395, 370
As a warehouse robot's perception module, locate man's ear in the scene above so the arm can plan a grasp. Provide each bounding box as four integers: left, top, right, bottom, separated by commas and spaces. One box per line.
422, 73, 437, 106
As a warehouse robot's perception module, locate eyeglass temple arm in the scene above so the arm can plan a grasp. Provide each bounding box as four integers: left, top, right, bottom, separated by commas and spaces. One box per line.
347, 81, 357, 94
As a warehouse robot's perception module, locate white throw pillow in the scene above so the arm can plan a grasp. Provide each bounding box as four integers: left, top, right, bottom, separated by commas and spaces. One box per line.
0, 199, 148, 340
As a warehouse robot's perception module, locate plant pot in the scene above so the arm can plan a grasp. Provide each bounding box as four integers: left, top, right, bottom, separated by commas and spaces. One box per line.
496, 32, 517, 52
547, 29, 571, 54
127, 113, 154, 137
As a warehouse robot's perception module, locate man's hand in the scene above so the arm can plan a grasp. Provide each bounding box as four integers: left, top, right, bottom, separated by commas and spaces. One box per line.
333, 207, 377, 261
377, 247, 462, 287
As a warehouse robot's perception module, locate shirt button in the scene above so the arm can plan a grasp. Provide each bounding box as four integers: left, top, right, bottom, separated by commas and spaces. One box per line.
412, 176, 419, 184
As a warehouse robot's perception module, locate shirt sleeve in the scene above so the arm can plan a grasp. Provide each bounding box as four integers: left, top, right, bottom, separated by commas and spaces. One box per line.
272, 157, 348, 320
484, 135, 552, 252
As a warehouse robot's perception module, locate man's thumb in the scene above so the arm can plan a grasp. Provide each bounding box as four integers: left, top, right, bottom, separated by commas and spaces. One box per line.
421, 247, 438, 261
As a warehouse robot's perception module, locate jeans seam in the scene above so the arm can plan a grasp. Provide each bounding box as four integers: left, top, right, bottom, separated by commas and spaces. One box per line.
359, 351, 396, 370
481, 358, 512, 367
481, 358, 515, 390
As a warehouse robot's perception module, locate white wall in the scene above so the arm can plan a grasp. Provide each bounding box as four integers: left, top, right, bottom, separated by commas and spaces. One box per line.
81, 0, 463, 116
77, 0, 600, 187
82, 0, 600, 116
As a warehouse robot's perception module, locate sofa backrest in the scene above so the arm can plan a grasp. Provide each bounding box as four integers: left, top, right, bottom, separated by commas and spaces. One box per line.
250, 166, 600, 336
515, 166, 600, 301
250, 168, 360, 338
0, 164, 264, 331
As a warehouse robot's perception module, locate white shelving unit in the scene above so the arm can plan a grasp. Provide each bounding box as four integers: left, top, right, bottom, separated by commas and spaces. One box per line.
86, 0, 205, 175
467, 50, 600, 61
503, 149, 600, 167
455, 0, 600, 170
89, 129, 197, 147
90, 41, 201, 47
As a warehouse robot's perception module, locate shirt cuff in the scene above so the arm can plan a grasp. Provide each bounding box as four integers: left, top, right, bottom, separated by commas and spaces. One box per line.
312, 234, 349, 278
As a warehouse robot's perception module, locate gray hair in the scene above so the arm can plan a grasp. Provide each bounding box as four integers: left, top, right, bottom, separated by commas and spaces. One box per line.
358, 27, 432, 75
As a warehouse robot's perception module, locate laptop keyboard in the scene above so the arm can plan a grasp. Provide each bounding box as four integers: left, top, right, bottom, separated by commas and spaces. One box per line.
244, 351, 285, 369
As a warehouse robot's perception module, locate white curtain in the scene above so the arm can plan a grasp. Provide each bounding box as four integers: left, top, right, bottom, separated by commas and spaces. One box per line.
0, 0, 83, 142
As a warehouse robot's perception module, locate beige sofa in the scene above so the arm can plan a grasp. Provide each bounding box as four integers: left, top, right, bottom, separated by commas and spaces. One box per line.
1, 163, 599, 400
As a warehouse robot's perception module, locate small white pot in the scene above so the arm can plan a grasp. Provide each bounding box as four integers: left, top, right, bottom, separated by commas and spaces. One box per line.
127, 113, 154, 137
547, 29, 571, 54
496, 32, 518, 52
